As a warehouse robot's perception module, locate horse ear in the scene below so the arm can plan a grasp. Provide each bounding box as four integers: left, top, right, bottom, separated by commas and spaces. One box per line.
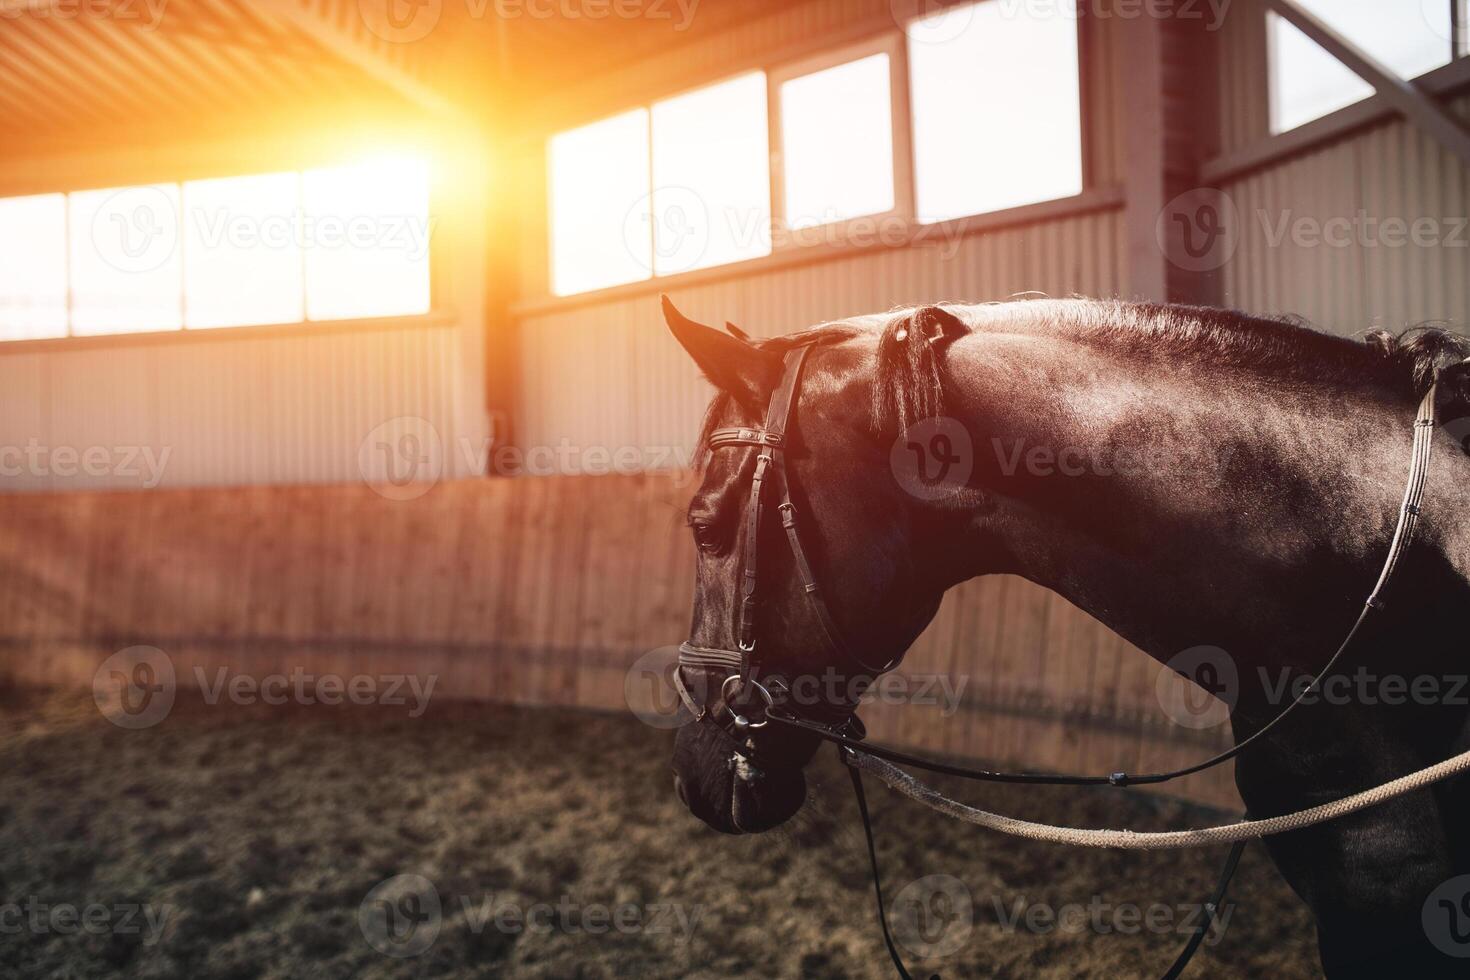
895, 305, 969, 348
724, 321, 751, 342
662, 296, 780, 409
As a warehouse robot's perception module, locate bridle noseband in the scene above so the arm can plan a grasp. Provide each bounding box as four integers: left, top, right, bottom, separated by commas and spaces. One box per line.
674, 343, 887, 752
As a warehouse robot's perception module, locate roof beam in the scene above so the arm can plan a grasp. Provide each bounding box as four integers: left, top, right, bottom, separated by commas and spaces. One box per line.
251, 0, 463, 121
1267, 0, 1470, 167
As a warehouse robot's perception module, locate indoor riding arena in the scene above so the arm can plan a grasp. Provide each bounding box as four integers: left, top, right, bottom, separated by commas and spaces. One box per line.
2, 2, 1469, 978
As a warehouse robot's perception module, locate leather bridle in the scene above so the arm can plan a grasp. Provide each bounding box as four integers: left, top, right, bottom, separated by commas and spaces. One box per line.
672, 338, 1445, 980
673, 342, 887, 750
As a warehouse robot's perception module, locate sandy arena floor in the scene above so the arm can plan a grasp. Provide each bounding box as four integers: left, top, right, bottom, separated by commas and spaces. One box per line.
0, 686, 1320, 979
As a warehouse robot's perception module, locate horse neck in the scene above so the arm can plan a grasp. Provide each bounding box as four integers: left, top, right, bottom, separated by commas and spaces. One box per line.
933, 331, 1417, 667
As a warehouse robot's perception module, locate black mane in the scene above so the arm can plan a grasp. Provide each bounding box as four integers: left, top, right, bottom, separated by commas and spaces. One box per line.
696, 299, 1470, 453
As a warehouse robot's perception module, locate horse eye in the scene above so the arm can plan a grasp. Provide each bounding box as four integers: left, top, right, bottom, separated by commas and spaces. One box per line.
690, 522, 720, 552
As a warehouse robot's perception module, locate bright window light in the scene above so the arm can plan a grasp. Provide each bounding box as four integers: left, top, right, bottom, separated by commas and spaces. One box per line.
302, 155, 431, 321
908, 0, 1083, 224
183, 172, 304, 329
1269, 1, 1453, 134
651, 72, 771, 275
69, 183, 183, 335
549, 109, 653, 297
780, 53, 895, 229
0, 194, 68, 340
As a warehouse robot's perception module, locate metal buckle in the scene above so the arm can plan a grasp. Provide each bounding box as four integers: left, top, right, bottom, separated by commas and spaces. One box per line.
721, 674, 773, 729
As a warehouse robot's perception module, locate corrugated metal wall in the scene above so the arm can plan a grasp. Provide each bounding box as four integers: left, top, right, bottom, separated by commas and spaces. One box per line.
0, 323, 486, 491
1215, 3, 1470, 335
516, 209, 1125, 465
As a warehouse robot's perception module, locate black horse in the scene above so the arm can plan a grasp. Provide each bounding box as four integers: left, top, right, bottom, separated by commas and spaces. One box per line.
663, 296, 1470, 977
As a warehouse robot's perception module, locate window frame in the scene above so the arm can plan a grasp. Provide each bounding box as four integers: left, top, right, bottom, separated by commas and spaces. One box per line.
766, 34, 915, 249
1265, 0, 1466, 136
0, 165, 445, 347
541, 2, 1095, 299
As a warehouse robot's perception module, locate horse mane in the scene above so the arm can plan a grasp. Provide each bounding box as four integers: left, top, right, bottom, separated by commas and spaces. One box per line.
695, 299, 1470, 454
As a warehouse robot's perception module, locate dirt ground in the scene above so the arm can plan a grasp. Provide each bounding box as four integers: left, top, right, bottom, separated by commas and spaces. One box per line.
0, 685, 1320, 979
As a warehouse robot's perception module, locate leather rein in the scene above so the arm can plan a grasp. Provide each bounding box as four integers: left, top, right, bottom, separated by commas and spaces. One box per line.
674, 340, 1443, 979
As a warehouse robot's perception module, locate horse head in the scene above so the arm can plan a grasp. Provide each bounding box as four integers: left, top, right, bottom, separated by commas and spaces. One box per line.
662, 297, 976, 834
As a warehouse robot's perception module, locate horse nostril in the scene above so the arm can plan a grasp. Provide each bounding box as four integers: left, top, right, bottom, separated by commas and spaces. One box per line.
673, 773, 689, 807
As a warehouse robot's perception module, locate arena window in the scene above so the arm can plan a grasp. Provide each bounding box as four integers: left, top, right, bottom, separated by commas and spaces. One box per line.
906, 0, 1083, 225
0, 155, 433, 342
773, 44, 902, 234
649, 72, 771, 276
1268, 0, 1458, 135
182, 172, 305, 330
544, 0, 1089, 297
548, 109, 654, 297
549, 74, 769, 296
0, 194, 69, 341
